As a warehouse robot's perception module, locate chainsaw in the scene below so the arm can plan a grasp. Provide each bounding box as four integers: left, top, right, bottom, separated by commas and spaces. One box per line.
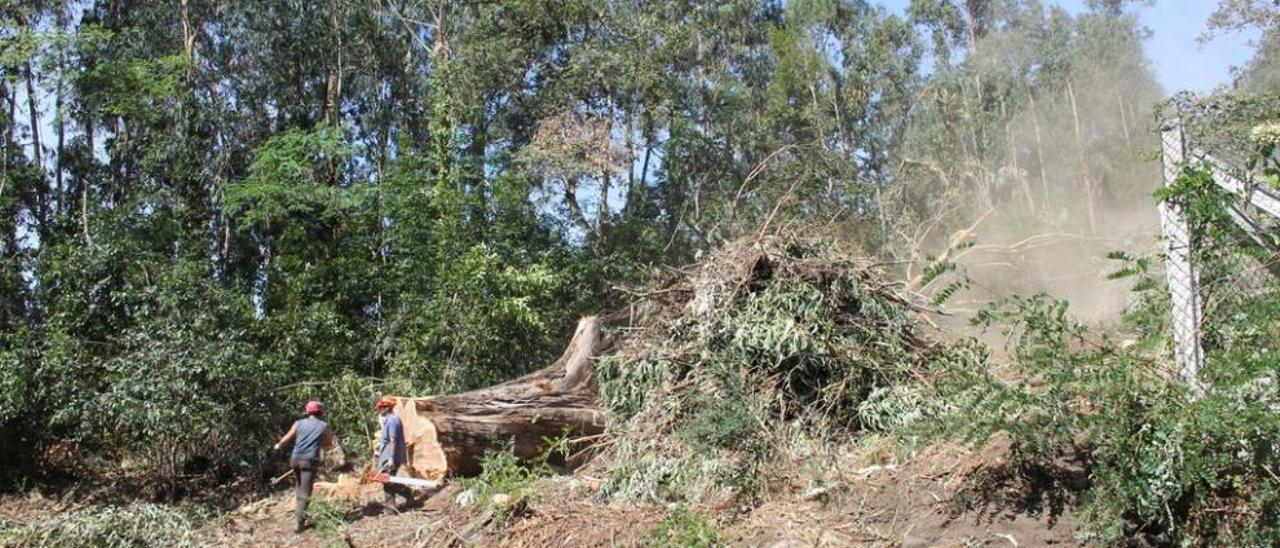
363, 469, 442, 489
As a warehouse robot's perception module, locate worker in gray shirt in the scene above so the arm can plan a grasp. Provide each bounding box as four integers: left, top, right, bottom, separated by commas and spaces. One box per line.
274, 400, 335, 533
375, 396, 411, 507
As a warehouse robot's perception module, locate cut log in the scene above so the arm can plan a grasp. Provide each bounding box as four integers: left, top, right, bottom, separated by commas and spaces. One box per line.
387, 316, 608, 477
314, 473, 383, 503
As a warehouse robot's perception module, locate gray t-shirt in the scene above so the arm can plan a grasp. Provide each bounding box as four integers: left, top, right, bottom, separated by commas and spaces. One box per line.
379, 412, 407, 467
291, 416, 329, 460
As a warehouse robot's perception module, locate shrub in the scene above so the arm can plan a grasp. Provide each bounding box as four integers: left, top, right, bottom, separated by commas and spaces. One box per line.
917, 228, 1280, 545
459, 444, 545, 507
457, 437, 566, 527
650, 506, 721, 548
306, 498, 349, 536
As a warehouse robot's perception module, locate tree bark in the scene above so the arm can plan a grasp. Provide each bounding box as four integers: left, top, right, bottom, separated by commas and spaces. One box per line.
1028, 92, 1050, 207
1115, 89, 1131, 146
1066, 78, 1097, 233
24, 61, 48, 241
55, 5, 66, 215
564, 177, 594, 246
389, 317, 608, 477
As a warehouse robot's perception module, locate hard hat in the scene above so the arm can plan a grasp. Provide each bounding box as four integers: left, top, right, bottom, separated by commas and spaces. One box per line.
304, 400, 325, 415
375, 396, 398, 410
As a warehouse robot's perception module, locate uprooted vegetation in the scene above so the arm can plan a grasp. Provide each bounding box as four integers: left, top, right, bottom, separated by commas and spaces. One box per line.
592, 237, 985, 505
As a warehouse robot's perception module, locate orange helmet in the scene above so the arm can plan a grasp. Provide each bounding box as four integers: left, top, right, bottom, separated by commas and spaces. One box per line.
375, 396, 398, 410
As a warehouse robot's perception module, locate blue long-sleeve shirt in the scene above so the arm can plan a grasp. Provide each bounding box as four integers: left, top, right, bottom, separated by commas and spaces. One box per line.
379, 412, 407, 467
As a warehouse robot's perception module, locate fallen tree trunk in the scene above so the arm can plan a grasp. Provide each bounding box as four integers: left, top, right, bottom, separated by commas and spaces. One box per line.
388, 316, 608, 477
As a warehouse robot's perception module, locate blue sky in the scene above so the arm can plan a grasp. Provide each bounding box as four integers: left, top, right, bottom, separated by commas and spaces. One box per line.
875, 0, 1259, 93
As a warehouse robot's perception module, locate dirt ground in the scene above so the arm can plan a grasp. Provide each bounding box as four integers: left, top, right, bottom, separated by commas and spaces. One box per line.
724, 439, 1085, 547
1, 433, 1084, 547
175, 433, 1085, 547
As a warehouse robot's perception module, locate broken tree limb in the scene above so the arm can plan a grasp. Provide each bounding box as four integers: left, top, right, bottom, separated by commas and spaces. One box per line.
388, 316, 609, 477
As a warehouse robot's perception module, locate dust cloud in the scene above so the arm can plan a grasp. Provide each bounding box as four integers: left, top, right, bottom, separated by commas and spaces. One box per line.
912, 25, 1166, 325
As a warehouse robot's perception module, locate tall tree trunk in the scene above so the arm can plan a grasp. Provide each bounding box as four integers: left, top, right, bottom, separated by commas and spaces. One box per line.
564, 177, 594, 249
597, 96, 614, 252
1007, 121, 1035, 211
598, 167, 611, 252
24, 62, 48, 242
1027, 92, 1050, 207
324, 6, 344, 127
625, 140, 652, 222
1115, 89, 1131, 147
180, 0, 197, 65
55, 5, 67, 217
1066, 78, 1097, 233
80, 184, 93, 247
2, 81, 11, 206
80, 111, 95, 247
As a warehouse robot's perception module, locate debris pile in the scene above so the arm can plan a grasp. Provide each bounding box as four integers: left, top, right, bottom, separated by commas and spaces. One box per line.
593, 235, 977, 502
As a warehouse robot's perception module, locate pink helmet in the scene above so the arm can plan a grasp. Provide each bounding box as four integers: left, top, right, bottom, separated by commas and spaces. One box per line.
304, 400, 325, 415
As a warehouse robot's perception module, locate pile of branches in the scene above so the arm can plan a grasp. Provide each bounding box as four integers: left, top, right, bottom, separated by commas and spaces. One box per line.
1, 503, 206, 548
593, 235, 976, 503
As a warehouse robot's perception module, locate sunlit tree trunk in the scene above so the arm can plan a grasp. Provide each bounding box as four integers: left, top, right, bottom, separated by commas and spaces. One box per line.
1066, 78, 1097, 233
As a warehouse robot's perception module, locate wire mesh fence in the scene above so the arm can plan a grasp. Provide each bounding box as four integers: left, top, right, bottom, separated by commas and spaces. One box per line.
1159, 101, 1280, 392
1158, 123, 1204, 391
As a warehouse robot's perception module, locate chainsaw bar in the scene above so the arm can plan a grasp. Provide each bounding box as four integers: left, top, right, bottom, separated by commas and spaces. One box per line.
366, 471, 441, 489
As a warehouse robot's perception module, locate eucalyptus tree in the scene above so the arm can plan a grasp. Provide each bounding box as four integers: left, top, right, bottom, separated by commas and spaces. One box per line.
1206, 0, 1280, 93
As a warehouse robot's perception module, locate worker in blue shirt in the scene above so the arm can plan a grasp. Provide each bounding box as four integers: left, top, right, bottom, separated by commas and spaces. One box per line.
375, 396, 411, 507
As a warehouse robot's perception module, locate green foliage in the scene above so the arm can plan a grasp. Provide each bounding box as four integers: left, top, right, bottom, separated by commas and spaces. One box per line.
0, 333, 36, 425
0, 503, 209, 548
383, 244, 578, 393
938, 291, 1280, 545
1105, 250, 1168, 351
650, 506, 722, 548
858, 384, 955, 434
306, 499, 349, 537
224, 127, 356, 229
679, 376, 766, 454
597, 356, 669, 419
460, 445, 544, 507
598, 238, 979, 503
457, 438, 568, 528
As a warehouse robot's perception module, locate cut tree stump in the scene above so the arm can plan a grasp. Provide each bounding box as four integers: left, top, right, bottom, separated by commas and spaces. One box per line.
386, 316, 608, 477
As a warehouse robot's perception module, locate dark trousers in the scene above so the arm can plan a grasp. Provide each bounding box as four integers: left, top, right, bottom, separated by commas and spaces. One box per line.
290, 458, 316, 530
